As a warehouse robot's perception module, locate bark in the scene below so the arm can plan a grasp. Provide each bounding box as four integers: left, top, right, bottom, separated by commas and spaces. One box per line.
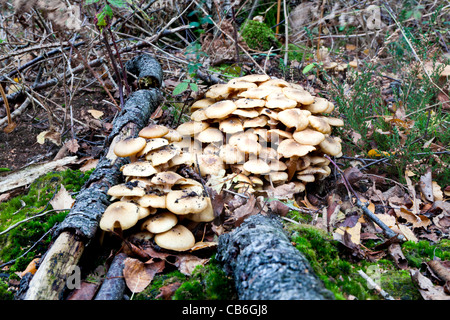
94, 253, 128, 300
216, 214, 335, 300
23, 54, 163, 300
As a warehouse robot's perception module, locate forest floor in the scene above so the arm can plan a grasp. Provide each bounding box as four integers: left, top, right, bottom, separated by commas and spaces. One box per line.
0, 0, 449, 301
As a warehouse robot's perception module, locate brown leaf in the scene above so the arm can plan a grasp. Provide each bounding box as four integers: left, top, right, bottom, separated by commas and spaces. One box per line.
268, 200, 290, 216
232, 194, 258, 226
66, 281, 99, 300
410, 268, 450, 300
123, 258, 165, 293
3, 122, 17, 133
174, 254, 209, 276
155, 282, 182, 300
419, 168, 434, 202
65, 138, 80, 154
87, 109, 104, 119
265, 182, 297, 200
49, 184, 75, 211
388, 243, 408, 269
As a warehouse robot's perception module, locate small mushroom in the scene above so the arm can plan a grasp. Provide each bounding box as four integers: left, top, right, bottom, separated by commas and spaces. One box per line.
197, 154, 225, 176
120, 161, 157, 177
308, 115, 332, 134
100, 201, 140, 231
204, 100, 237, 119
190, 97, 216, 111
176, 121, 210, 136
277, 139, 316, 158
282, 87, 314, 105
145, 144, 180, 166
142, 212, 178, 234
234, 98, 266, 109
277, 109, 309, 131
292, 128, 325, 145
150, 172, 186, 192
107, 183, 146, 198
139, 124, 170, 139
237, 74, 271, 83
243, 159, 271, 174
303, 97, 330, 113
137, 138, 169, 157
166, 189, 208, 215
218, 144, 246, 164
219, 117, 244, 134
319, 136, 342, 156
136, 193, 167, 208
154, 225, 196, 252
113, 137, 147, 161
186, 197, 215, 222
196, 127, 224, 143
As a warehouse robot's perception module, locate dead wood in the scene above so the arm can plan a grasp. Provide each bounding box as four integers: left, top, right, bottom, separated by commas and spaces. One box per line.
216, 214, 335, 300
22, 54, 163, 300
94, 253, 128, 300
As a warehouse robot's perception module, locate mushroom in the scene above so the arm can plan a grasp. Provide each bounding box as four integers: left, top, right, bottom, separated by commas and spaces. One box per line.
150, 172, 186, 192
186, 197, 215, 222
154, 225, 196, 252
277, 109, 309, 131
292, 128, 325, 145
218, 144, 246, 164
107, 183, 146, 198
319, 136, 342, 156
303, 97, 330, 113
196, 127, 224, 143
142, 212, 178, 234
277, 139, 316, 158
145, 144, 180, 166
136, 192, 167, 208
120, 161, 157, 177
190, 97, 216, 112
113, 137, 147, 161
139, 124, 170, 139
282, 87, 314, 105
100, 201, 140, 231
237, 74, 271, 83
204, 100, 237, 119
166, 189, 208, 215
308, 115, 332, 134
219, 117, 244, 134
197, 154, 225, 176
176, 121, 209, 136
136, 138, 169, 157
234, 98, 266, 109
243, 159, 271, 174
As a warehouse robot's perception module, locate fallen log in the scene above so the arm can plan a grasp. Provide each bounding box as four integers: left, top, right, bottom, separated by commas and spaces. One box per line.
22, 54, 163, 300
216, 214, 335, 300
94, 253, 128, 300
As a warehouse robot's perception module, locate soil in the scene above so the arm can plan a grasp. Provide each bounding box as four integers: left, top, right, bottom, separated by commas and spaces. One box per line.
0, 90, 118, 172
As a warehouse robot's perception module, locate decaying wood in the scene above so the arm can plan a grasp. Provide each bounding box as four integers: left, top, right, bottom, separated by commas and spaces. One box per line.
23, 54, 162, 300
94, 253, 128, 300
216, 214, 335, 300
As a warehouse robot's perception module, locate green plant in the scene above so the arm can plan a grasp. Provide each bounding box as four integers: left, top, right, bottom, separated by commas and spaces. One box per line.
240, 20, 280, 51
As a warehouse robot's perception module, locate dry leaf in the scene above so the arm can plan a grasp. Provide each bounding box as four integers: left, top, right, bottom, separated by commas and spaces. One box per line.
37, 130, 62, 146
66, 281, 99, 300
87, 109, 104, 119
432, 182, 444, 201
395, 207, 430, 229
20, 258, 40, 277
175, 254, 209, 276
80, 159, 98, 172
50, 184, 75, 211
65, 138, 79, 153
155, 282, 182, 300
123, 258, 165, 293
419, 168, 434, 202
410, 269, 450, 300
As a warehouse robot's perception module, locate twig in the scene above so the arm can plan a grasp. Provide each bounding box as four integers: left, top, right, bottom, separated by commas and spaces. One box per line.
325, 155, 405, 241
357, 269, 395, 300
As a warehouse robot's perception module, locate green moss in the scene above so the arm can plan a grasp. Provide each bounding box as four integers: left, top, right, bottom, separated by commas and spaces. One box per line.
0, 169, 92, 272
135, 256, 236, 300
380, 269, 421, 300
402, 240, 450, 268
0, 279, 14, 300
240, 20, 280, 51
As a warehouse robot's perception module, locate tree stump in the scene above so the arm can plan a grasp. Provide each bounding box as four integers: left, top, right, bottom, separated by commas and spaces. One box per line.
216, 214, 335, 300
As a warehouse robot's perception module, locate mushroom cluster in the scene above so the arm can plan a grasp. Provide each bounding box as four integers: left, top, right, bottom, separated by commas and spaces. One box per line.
177, 74, 344, 194
99, 124, 215, 252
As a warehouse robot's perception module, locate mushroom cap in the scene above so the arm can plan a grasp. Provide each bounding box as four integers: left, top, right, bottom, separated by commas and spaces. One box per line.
237, 74, 270, 83
266, 171, 289, 183
326, 117, 344, 127
176, 121, 210, 136
205, 83, 231, 99
190, 109, 208, 122
259, 146, 278, 160
298, 166, 329, 175
137, 138, 169, 157
197, 154, 225, 176
319, 136, 342, 156
277, 139, 316, 158
190, 97, 216, 111
139, 124, 170, 139
259, 108, 278, 120
227, 79, 258, 90
228, 131, 258, 146
150, 172, 186, 189
219, 144, 246, 164
282, 87, 314, 105
154, 225, 196, 252
303, 97, 330, 113
277, 109, 309, 130
243, 115, 268, 128
169, 151, 195, 167
267, 129, 293, 142
107, 183, 146, 197
237, 87, 273, 99
204, 100, 237, 119
120, 161, 157, 177
308, 115, 332, 134
265, 96, 297, 110
113, 137, 147, 158
145, 144, 180, 166
219, 117, 244, 134
232, 108, 260, 118
186, 197, 215, 222
164, 128, 183, 142
293, 128, 325, 145
234, 98, 266, 109
100, 201, 140, 231
243, 159, 271, 174
259, 78, 290, 87
166, 189, 208, 215
136, 193, 167, 208
237, 137, 262, 155
297, 174, 315, 183
196, 127, 224, 143
142, 212, 178, 234
268, 159, 288, 171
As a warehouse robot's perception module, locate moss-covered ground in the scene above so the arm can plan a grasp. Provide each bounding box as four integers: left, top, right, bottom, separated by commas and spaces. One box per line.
0, 169, 92, 299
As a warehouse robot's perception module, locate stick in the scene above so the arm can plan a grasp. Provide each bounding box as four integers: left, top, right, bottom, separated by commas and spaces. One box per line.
357, 269, 395, 300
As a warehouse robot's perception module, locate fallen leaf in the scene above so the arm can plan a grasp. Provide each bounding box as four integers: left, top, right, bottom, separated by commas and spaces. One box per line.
155, 282, 182, 300
432, 181, 444, 201
80, 158, 98, 172
175, 254, 209, 276
123, 258, 165, 293
388, 243, 408, 269
65, 138, 80, 153
265, 182, 297, 200
87, 109, 104, 119
410, 268, 450, 300
334, 221, 361, 245
37, 130, 62, 146
50, 184, 75, 211
20, 258, 40, 277
66, 281, 100, 300
419, 168, 434, 202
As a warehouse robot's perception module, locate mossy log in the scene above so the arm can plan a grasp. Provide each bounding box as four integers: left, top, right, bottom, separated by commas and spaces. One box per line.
22, 54, 162, 300
216, 214, 335, 300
